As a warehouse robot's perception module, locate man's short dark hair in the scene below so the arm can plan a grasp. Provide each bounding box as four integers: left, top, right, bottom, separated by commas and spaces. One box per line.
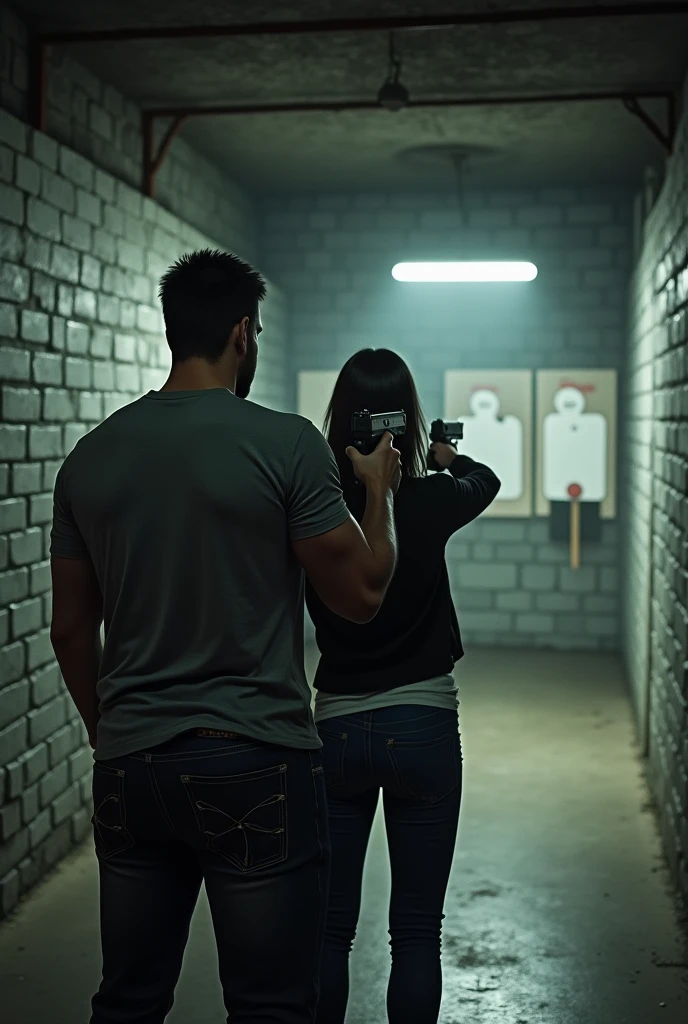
159, 249, 267, 363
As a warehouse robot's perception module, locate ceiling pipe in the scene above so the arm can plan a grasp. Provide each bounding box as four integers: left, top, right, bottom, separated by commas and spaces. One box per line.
144, 91, 673, 120
38, 3, 688, 45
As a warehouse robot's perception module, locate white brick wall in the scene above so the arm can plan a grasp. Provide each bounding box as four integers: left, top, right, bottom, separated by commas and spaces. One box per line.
622, 74, 688, 900
262, 187, 633, 650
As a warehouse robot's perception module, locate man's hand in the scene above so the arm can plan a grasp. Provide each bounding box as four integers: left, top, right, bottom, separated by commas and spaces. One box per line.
430, 441, 458, 470
346, 431, 402, 493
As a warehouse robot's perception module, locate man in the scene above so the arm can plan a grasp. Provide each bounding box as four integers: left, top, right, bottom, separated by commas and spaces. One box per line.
50, 248, 400, 1024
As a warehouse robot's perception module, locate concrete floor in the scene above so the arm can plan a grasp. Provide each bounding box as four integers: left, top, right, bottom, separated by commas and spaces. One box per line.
1, 649, 687, 1024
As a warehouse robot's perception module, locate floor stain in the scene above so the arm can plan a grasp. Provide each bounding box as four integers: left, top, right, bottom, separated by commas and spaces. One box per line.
445, 937, 521, 970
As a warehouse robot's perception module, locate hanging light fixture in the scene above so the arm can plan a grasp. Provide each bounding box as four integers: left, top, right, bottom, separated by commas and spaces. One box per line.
377, 33, 409, 112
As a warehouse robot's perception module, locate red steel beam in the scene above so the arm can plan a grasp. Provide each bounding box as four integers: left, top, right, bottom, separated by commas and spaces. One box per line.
142, 113, 188, 197
141, 89, 676, 183
38, 3, 688, 45
622, 96, 673, 151
144, 90, 674, 120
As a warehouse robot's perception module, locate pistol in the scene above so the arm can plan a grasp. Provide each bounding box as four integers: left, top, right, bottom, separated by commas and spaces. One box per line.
351, 410, 406, 456
427, 419, 464, 472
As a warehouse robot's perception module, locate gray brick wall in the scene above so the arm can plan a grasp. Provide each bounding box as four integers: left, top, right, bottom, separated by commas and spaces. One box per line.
262, 187, 632, 650
0, 3, 256, 260
0, 105, 287, 917
622, 75, 688, 900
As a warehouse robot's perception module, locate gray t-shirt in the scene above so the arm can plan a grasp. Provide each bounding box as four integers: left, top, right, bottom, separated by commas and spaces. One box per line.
50, 388, 350, 760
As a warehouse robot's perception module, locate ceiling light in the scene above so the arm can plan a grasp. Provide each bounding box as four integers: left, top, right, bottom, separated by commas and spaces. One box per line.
378, 79, 410, 112
391, 261, 538, 282
378, 33, 409, 112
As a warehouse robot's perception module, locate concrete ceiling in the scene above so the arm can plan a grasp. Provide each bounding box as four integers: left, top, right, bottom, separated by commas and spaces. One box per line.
13, 1, 688, 192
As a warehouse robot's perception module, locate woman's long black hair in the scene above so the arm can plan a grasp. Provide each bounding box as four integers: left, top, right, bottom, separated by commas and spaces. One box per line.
323, 349, 428, 513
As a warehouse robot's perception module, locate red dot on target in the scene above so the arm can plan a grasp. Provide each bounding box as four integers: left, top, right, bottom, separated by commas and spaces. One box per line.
568, 483, 582, 499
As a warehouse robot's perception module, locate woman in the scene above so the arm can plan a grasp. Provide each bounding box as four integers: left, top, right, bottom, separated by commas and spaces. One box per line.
307, 349, 501, 1024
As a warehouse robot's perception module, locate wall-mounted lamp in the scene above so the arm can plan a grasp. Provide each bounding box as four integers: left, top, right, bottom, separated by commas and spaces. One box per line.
392, 261, 538, 282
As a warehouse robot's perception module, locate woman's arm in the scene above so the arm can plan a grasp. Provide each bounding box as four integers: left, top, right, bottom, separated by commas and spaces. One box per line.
431, 442, 501, 534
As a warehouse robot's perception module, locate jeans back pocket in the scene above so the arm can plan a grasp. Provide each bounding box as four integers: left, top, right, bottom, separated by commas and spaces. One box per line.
386, 731, 460, 803
181, 763, 287, 872
92, 763, 136, 859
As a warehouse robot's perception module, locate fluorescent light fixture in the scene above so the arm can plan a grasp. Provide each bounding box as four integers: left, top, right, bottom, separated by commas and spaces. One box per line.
392, 261, 538, 282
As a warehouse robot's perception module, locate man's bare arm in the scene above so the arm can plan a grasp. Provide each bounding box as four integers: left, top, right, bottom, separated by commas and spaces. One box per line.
50, 555, 103, 748
293, 490, 396, 623
293, 432, 400, 623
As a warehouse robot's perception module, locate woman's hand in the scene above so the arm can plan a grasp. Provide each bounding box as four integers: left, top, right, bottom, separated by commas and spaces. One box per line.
430, 442, 458, 470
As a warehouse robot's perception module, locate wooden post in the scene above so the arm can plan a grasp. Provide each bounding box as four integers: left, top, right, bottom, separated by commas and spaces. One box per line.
570, 500, 580, 570
567, 483, 582, 570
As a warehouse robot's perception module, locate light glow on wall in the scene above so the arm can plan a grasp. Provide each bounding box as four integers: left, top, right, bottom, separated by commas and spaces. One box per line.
392, 261, 538, 283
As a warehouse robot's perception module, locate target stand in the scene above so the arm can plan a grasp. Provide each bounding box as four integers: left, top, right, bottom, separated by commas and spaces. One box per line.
567, 483, 582, 570
549, 487, 602, 565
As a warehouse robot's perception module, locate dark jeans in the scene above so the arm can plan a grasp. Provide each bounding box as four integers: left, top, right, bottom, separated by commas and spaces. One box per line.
315, 706, 462, 1024
89, 731, 330, 1024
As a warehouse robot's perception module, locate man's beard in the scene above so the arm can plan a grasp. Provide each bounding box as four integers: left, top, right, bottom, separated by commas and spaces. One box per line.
235, 339, 258, 399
